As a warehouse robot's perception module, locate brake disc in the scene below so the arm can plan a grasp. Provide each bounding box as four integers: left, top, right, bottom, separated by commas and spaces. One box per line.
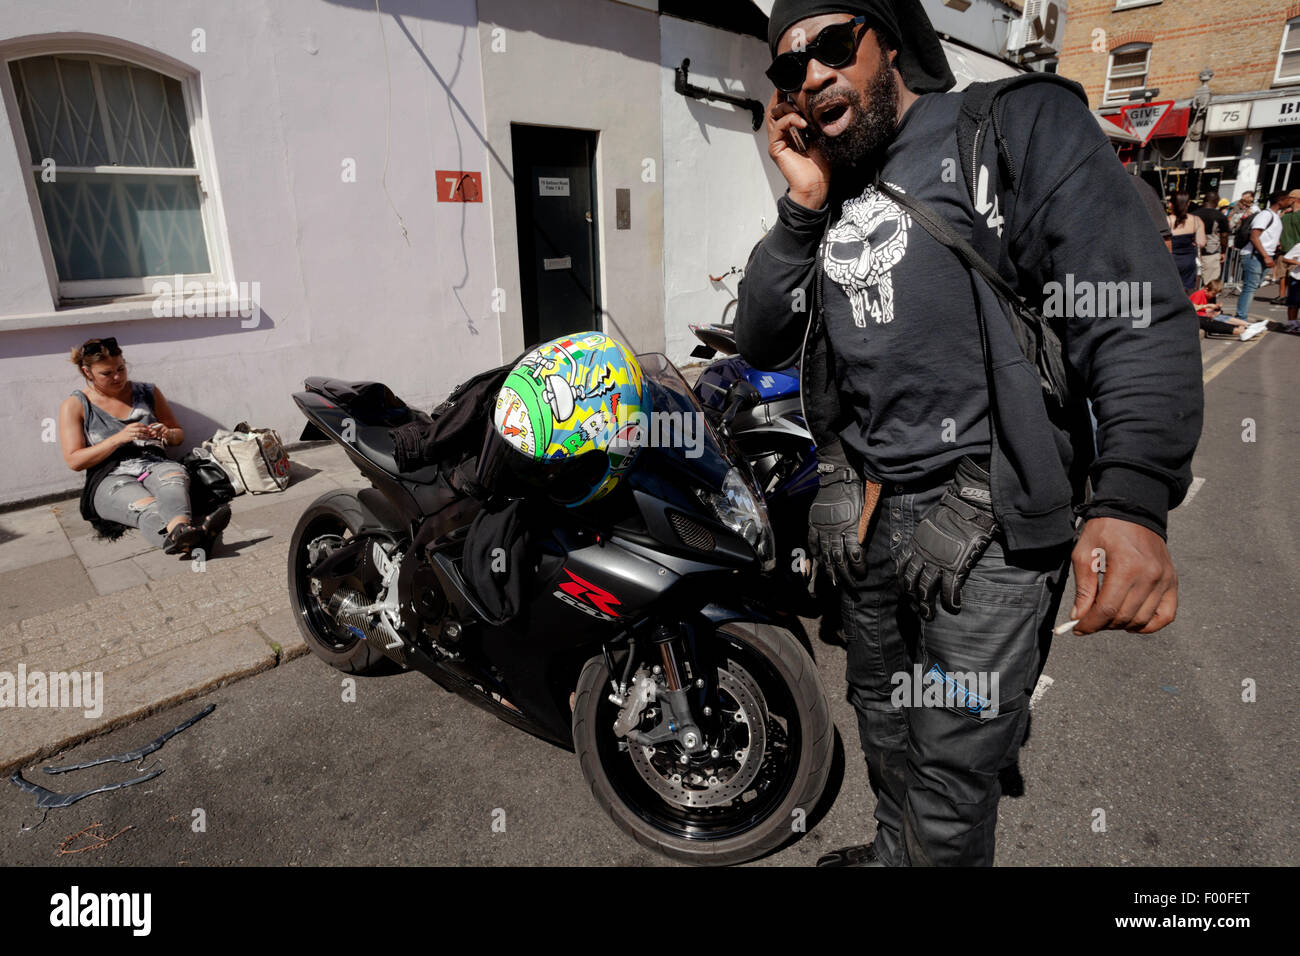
627, 665, 767, 809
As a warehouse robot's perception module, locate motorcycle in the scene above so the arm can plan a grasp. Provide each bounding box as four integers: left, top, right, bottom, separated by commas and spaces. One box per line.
688, 323, 822, 619
286, 351, 833, 865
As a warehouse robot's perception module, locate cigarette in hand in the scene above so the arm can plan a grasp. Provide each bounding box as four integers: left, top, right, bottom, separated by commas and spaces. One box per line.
1053, 619, 1080, 635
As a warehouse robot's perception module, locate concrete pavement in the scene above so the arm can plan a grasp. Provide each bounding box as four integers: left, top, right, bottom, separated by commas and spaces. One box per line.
0, 443, 366, 773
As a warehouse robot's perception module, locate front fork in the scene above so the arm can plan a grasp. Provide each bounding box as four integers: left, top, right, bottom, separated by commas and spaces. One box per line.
613, 619, 723, 756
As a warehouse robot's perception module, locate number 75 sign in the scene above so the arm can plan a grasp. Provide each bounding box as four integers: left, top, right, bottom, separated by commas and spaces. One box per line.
436, 170, 482, 202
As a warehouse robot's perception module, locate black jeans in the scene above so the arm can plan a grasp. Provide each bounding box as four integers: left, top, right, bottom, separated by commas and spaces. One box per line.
839, 475, 1071, 866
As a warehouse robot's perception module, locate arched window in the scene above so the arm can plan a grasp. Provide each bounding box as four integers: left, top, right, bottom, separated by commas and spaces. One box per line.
5, 51, 215, 299
1104, 42, 1152, 106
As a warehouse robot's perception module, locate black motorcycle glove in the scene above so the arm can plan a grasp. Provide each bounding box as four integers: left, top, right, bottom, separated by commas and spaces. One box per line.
897, 457, 999, 621
807, 439, 869, 586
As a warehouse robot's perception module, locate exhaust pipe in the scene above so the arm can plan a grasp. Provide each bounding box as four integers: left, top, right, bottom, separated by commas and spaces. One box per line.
327, 588, 408, 666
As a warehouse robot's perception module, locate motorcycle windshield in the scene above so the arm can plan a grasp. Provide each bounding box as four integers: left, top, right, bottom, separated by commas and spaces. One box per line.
630, 352, 732, 494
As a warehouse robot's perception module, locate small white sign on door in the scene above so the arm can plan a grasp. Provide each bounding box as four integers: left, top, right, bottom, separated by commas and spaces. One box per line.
539, 176, 570, 196
543, 256, 572, 271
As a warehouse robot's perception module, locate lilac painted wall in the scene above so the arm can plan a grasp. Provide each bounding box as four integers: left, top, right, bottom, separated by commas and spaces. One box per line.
0, 0, 503, 505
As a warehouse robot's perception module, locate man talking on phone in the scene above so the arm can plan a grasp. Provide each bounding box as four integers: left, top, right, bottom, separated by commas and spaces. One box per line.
735, 0, 1203, 866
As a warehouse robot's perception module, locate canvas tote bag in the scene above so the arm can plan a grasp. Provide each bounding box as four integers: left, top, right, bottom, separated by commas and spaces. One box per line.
202, 422, 291, 494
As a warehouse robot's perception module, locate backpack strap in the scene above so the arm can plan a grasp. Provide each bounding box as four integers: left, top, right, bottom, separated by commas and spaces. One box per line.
875, 176, 1071, 415
956, 73, 1089, 206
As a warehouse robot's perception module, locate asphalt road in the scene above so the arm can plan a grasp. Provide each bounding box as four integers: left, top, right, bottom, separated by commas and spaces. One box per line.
1, 330, 1296, 867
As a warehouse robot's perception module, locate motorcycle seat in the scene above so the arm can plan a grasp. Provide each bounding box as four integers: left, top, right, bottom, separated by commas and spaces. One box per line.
348, 422, 443, 484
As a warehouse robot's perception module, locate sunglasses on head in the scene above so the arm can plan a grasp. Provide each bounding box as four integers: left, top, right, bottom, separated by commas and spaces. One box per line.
767, 15, 870, 93
81, 337, 120, 359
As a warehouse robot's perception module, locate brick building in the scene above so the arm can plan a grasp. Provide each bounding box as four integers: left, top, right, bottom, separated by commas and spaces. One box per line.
1055, 0, 1300, 202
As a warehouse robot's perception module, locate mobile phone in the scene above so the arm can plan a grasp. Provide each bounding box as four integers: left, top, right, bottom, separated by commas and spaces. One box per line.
785, 94, 818, 153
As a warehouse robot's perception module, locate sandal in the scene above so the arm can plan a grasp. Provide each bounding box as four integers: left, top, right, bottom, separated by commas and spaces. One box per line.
199, 504, 231, 544
162, 522, 204, 555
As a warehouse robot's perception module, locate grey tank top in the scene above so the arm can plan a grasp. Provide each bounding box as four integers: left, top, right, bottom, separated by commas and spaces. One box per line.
73, 382, 168, 476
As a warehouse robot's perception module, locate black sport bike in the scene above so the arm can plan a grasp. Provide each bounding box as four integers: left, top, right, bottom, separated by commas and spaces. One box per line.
287, 353, 832, 864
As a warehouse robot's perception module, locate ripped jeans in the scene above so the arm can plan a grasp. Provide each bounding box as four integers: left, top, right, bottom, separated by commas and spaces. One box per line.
93, 465, 192, 545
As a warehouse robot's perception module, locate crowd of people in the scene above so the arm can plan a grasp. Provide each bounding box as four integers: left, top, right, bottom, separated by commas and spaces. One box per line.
1168, 186, 1300, 340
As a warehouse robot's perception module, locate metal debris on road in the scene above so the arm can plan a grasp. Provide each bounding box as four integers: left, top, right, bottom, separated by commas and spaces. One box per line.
42, 704, 216, 775
10, 767, 163, 831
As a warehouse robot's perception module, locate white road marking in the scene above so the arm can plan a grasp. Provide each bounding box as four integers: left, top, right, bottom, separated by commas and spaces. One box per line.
1029, 674, 1055, 711
1182, 476, 1206, 506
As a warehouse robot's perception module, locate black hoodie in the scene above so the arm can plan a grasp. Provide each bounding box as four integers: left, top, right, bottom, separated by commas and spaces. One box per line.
735, 80, 1203, 551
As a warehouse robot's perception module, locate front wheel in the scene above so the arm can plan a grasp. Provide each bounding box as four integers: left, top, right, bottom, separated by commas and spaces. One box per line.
572, 621, 832, 865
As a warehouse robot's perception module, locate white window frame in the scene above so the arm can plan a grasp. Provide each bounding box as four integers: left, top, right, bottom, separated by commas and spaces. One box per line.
1275, 18, 1300, 85
1104, 42, 1152, 106
0, 38, 233, 306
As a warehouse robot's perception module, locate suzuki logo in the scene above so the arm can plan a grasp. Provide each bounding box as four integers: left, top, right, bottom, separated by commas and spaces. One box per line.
759, 375, 775, 389
554, 568, 622, 620
975, 164, 1005, 237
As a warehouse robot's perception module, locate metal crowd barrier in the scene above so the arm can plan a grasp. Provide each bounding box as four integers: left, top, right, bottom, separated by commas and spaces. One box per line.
1220, 247, 1244, 294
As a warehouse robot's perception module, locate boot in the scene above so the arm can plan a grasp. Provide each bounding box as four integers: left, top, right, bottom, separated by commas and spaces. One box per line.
816, 842, 885, 867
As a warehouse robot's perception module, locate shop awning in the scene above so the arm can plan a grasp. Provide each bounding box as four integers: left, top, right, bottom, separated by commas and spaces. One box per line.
1097, 114, 1142, 143
940, 38, 1024, 89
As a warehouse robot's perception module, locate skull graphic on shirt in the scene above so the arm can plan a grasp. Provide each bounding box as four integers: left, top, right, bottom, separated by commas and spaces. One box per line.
822, 183, 912, 328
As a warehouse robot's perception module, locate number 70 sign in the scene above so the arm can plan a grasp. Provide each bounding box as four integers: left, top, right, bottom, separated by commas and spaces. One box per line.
436, 170, 482, 202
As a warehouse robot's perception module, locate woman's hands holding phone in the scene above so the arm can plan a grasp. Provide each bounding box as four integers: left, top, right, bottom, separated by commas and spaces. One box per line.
114, 422, 153, 446
766, 89, 831, 211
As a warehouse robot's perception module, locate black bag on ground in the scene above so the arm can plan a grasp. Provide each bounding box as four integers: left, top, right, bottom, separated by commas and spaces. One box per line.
181, 449, 237, 520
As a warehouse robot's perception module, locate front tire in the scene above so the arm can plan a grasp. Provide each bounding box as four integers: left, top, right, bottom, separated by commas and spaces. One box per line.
572, 621, 832, 865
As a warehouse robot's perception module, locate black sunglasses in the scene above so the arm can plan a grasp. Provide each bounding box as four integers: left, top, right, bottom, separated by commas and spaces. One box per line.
81, 337, 121, 359
767, 16, 869, 93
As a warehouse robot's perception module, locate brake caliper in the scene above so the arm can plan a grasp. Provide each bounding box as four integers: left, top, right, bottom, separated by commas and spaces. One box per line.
612, 668, 656, 738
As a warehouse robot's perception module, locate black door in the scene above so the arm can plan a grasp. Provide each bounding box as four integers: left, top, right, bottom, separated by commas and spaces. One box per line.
510, 124, 601, 347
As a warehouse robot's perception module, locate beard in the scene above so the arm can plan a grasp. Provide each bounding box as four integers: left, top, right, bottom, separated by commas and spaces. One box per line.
814, 53, 900, 171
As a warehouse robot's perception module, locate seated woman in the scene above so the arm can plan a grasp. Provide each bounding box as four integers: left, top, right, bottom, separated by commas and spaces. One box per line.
57, 336, 230, 555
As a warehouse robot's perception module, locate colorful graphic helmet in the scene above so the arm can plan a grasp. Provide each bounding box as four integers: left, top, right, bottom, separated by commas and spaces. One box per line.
486, 332, 648, 506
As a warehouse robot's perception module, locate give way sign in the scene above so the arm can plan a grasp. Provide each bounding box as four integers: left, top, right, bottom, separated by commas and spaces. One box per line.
1119, 100, 1174, 147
